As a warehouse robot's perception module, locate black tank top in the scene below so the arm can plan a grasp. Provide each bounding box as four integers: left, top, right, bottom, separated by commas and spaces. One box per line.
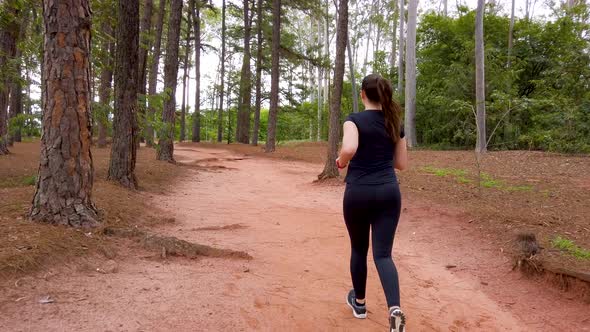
344, 110, 404, 185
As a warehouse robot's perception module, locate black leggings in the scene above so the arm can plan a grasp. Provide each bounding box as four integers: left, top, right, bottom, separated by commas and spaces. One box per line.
343, 182, 401, 308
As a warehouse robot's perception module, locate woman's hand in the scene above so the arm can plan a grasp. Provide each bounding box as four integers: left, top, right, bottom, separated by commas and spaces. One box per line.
336, 157, 348, 169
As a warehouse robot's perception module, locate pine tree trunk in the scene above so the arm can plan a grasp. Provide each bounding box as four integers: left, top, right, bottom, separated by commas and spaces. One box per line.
475, 0, 487, 153
397, 0, 405, 95
137, 0, 154, 145
8, 80, 22, 145
318, 0, 347, 180
192, 0, 201, 142
30, 0, 99, 227
251, 0, 263, 146
404, 0, 417, 147
237, 0, 252, 144
147, 0, 167, 147
109, 0, 140, 189
265, 0, 281, 152
180, 2, 193, 143
217, 0, 227, 143
97, 24, 114, 149
0, 2, 19, 155
8, 8, 28, 145
157, 0, 183, 161
443, 0, 448, 16
317, 18, 323, 141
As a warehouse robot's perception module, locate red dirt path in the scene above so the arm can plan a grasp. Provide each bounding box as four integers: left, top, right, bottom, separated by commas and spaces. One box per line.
1, 146, 588, 331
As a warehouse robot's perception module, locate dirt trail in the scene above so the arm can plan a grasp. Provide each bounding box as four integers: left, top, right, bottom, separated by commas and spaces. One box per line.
1, 146, 588, 331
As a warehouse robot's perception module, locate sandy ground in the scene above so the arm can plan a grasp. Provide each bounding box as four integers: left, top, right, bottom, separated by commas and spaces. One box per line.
1, 146, 588, 331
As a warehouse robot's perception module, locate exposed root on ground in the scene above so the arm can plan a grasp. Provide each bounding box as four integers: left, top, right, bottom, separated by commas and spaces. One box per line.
103, 227, 252, 260
193, 223, 247, 231
512, 232, 543, 275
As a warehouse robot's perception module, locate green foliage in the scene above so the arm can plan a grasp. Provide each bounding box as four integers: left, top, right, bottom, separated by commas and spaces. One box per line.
8, 113, 40, 138
415, 5, 590, 153
552, 236, 590, 260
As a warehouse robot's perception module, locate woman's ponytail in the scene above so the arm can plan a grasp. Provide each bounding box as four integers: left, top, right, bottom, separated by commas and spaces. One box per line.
376, 77, 402, 143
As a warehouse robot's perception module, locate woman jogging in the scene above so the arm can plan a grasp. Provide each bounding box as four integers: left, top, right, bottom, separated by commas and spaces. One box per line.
336, 74, 408, 332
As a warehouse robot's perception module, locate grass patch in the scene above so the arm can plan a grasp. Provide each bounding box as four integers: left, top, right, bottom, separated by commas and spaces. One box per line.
0, 175, 38, 188
552, 236, 590, 260
422, 166, 467, 178
423, 167, 535, 192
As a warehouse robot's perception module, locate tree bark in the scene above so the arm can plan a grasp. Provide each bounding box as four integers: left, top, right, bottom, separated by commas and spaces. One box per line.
146, 0, 167, 147
97, 23, 114, 149
157, 0, 183, 161
443, 0, 447, 16
397, 0, 405, 94
475, 0, 487, 153
137, 0, 154, 144
251, 0, 263, 146
237, 0, 252, 144
192, 0, 201, 142
404, 0, 417, 147
0, 1, 19, 155
108, 0, 140, 189
318, 0, 347, 180
316, 18, 323, 141
180, 0, 193, 142
217, 0, 227, 143
30, 0, 99, 227
265, 0, 281, 152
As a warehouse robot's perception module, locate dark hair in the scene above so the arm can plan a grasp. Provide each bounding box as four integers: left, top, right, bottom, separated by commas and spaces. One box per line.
361, 74, 402, 143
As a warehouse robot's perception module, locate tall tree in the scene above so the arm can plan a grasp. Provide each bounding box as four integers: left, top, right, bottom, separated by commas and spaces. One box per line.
8, 8, 29, 145
507, 0, 515, 68
388, 0, 398, 75
157, 0, 183, 161
318, 0, 347, 179
397, 0, 404, 94
475, 0, 486, 153
443, 0, 447, 16
180, 0, 193, 142
0, 1, 19, 155
138, 0, 154, 143
347, 38, 359, 113
30, 0, 99, 227
97, 23, 114, 148
316, 18, 323, 141
192, 0, 201, 142
251, 0, 263, 145
236, 0, 253, 144
404, 0, 417, 147
108, 0, 140, 189
217, 0, 226, 142
146, 0, 167, 147
265, 0, 281, 152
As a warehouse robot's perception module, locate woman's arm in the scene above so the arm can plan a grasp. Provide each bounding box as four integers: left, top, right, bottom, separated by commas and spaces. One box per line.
394, 137, 408, 170
336, 121, 359, 168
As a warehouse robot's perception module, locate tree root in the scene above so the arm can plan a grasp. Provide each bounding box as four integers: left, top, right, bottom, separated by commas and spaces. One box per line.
103, 227, 252, 260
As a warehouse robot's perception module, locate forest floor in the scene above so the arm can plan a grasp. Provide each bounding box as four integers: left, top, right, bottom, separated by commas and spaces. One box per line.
1, 141, 589, 331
